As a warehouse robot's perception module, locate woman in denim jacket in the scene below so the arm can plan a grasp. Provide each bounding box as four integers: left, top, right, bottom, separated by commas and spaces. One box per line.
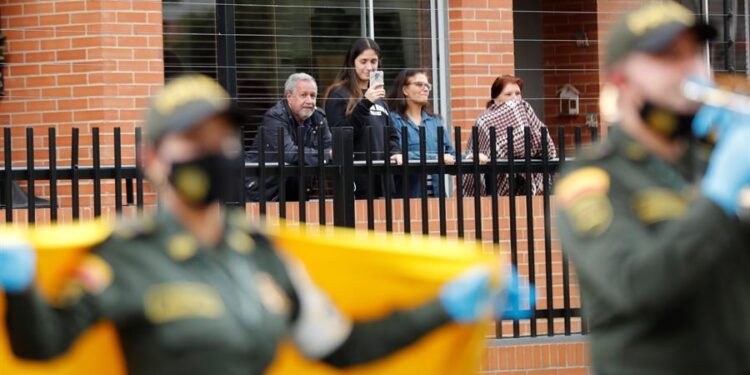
388, 69, 456, 198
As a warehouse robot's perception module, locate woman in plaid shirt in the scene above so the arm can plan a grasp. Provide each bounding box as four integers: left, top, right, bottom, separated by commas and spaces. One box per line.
463, 75, 557, 196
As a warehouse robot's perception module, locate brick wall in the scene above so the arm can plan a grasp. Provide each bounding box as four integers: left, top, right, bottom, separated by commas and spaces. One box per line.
481, 339, 590, 374
448, 0, 515, 139
0, 0, 162, 217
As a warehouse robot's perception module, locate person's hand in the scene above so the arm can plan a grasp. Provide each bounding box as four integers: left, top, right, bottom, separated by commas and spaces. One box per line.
443, 154, 456, 165
702, 124, 750, 216
466, 152, 489, 165
693, 105, 747, 139
0, 234, 36, 293
390, 153, 403, 165
364, 83, 386, 103
495, 266, 535, 320
439, 266, 492, 323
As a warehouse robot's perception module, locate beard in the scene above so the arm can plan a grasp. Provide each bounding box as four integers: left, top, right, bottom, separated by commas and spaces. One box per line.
297, 107, 315, 120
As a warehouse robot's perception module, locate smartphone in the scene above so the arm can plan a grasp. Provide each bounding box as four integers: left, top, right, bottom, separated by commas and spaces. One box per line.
369, 70, 384, 88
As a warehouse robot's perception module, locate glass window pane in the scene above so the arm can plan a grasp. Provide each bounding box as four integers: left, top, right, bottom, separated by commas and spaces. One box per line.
162, 0, 439, 146
163, 0, 218, 80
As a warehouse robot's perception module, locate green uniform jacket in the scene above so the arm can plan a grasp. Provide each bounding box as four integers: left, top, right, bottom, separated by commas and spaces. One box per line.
5, 209, 450, 375
555, 128, 750, 374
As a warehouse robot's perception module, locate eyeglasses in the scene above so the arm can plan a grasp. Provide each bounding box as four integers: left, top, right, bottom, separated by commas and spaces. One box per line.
408, 81, 432, 91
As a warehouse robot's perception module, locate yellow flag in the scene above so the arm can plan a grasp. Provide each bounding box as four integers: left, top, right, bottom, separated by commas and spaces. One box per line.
1, 221, 497, 374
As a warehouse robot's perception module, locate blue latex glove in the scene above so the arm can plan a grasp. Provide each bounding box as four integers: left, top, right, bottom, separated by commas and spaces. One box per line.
496, 266, 536, 320
692, 105, 742, 139
0, 234, 36, 293
439, 266, 491, 323
702, 124, 750, 215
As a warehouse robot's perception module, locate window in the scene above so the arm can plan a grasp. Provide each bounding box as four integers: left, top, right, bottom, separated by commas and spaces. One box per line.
163, 0, 443, 148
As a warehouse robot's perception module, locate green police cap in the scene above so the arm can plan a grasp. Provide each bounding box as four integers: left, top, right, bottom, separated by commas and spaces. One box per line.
146, 74, 243, 144
605, 1, 716, 69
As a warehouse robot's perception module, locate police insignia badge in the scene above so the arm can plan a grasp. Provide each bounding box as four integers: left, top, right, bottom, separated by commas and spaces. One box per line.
632, 188, 688, 224
144, 283, 225, 324
167, 233, 198, 261
556, 167, 613, 236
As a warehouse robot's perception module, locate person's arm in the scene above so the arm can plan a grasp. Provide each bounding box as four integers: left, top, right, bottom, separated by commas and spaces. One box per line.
391, 116, 421, 161
443, 125, 456, 157
556, 166, 743, 322
320, 117, 333, 161
283, 254, 497, 369
262, 113, 302, 165
321, 301, 450, 367
325, 88, 372, 142
4, 249, 120, 360
385, 110, 401, 156
545, 127, 558, 159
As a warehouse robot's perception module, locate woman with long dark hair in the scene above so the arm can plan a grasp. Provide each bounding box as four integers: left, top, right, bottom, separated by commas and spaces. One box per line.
324, 38, 400, 198
388, 69, 455, 198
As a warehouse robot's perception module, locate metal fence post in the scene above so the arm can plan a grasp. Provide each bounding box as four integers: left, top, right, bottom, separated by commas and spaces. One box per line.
332, 127, 354, 227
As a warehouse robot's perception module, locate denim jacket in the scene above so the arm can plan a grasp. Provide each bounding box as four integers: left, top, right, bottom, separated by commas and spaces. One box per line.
390, 111, 456, 161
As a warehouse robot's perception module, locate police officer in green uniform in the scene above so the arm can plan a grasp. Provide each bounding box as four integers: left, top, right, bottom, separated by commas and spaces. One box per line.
0, 75, 502, 374
555, 2, 750, 374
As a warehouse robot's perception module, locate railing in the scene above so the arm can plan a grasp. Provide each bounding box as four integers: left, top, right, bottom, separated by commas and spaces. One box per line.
1, 124, 600, 339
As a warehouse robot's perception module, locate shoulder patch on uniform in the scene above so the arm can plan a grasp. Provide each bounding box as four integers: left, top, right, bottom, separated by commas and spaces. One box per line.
74, 254, 114, 295
556, 167, 613, 236
632, 188, 688, 224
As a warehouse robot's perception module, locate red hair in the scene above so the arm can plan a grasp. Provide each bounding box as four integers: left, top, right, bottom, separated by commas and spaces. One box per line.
487, 75, 524, 108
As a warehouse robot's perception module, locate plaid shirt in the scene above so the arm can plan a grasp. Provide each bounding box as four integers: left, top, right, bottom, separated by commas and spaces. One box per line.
462, 100, 557, 196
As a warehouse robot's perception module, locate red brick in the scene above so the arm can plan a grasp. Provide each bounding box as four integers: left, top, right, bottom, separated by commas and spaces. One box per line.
9, 64, 41, 76
25, 51, 56, 63
70, 12, 100, 24
26, 76, 56, 88
54, 1, 86, 13
9, 16, 39, 28
57, 74, 88, 86
41, 38, 72, 50
56, 49, 87, 61
39, 14, 70, 26
26, 100, 56, 112
9, 40, 40, 52
117, 12, 147, 23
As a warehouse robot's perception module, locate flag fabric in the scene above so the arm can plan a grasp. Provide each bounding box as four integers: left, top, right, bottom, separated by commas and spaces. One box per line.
1, 221, 498, 375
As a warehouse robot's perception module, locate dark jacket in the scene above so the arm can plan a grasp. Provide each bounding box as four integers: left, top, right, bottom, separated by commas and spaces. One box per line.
245, 99, 332, 202
325, 86, 399, 198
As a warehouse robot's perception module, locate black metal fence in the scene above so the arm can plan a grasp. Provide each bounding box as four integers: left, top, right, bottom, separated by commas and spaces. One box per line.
1, 124, 599, 339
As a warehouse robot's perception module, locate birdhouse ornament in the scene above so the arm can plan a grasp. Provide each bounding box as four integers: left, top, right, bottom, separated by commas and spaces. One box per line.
557, 84, 580, 116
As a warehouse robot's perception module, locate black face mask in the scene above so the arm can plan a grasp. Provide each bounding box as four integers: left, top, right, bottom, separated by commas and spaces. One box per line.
168, 153, 236, 208
639, 101, 695, 140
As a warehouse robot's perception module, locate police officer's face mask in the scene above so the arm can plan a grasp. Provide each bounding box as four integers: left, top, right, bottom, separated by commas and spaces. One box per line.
168, 153, 237, 208
639, 101, 695, 140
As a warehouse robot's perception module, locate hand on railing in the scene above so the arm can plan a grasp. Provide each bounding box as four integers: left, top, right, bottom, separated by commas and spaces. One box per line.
465, 152, 489, 165
443, 154, 456, 165
390, 153, 403, 165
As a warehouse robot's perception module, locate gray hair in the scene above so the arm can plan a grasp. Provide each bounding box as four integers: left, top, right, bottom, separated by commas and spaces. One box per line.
284, 73, 317, 94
